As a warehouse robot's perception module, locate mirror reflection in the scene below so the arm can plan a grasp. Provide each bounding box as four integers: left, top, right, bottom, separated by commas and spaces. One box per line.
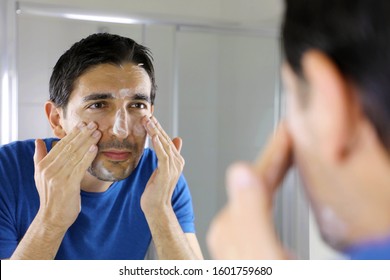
0, 0, 336, 259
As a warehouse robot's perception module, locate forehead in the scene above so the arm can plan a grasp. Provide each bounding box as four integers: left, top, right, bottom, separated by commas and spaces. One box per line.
71, 62, 151, 98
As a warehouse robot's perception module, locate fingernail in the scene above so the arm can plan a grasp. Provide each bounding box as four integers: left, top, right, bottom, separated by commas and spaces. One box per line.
77, 122, 86, 129
147, 120, 156, 130
87, 122, 97, 130
89, 145, 97, 152
92, 130, 101, 138
227, 164, 258, 192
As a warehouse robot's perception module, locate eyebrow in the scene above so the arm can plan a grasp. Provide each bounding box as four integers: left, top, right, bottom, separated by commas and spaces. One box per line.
82, 93, 114, 102
133, 93, 151, 104
82, 93, 151, 104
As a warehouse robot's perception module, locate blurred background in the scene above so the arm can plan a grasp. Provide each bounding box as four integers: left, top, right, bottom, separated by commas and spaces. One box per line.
0, 0, 340, 259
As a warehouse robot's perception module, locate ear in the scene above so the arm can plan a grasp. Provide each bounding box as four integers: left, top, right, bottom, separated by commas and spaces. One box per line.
45, 101, 66, 138
302, 50, 359, 163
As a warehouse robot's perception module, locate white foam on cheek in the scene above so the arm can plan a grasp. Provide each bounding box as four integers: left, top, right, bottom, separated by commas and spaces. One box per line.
112, 109, 129, 137
132, 121, 147, 137
95, 161, 116, 181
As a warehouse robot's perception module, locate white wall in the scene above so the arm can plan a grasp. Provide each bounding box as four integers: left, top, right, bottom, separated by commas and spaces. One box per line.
0, 0, 4, 141
18, 0, 283, 24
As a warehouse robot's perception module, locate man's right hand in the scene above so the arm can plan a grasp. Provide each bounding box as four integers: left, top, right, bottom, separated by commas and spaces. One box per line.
207, 121, 293, 259
33, 121, 101, 232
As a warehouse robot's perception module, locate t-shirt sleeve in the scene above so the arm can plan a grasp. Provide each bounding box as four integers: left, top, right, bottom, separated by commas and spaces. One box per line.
171, 174, 196, 233
0, 139, 39, 259
0, 145, 20, 259
0, 206, 18, 259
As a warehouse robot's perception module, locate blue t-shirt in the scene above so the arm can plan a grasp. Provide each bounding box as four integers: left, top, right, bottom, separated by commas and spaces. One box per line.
0, 138, 195, 259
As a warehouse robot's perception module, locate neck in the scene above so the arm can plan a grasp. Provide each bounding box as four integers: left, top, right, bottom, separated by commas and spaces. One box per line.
81, 171, 113, 193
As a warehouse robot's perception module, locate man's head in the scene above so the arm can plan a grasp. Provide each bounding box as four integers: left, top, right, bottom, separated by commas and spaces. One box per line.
282, 0, 390, 249
49, 33, 156, 111
282, 0, 390, 149
46, 33, 156, 182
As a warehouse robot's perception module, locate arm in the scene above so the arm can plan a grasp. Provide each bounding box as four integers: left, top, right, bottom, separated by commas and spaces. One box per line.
141, 116, 203, 260
207, 121, 293, 259
11, 122, 101, 259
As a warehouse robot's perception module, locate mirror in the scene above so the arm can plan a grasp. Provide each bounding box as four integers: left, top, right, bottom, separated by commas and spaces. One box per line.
1, 0, 338, 259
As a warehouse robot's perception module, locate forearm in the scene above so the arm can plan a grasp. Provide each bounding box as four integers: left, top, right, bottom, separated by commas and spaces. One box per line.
144, 206, 201, 260
11, 216, 66, 260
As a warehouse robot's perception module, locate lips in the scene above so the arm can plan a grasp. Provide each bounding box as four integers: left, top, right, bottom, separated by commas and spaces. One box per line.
101, 150, 131, 161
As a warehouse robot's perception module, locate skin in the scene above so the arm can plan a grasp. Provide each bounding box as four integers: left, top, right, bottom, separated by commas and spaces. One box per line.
207, 51, 390, 259
11, 62, 203, 260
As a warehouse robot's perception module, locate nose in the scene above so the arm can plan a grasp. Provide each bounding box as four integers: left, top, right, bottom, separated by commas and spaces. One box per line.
111, 109, 129, 139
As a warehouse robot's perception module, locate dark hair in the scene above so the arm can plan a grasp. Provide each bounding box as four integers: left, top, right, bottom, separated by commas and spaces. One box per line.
49, 33, 156, 112
282, 0, 390, 149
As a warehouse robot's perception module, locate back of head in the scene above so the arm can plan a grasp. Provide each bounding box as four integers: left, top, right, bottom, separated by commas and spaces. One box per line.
49, 33, 156, 111
282, 0, 390, 149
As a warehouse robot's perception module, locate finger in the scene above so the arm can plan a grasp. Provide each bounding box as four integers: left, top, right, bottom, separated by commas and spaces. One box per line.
72, 144, 99, 179
253, 120, 293, 193
171, 137, 185, 171
226, 162, 267, 209
151, 116, 183, 158
172, 137, 182, 153
40, 122, 88, 166
151, 116, 172, 144
151, 134, 169, 171
47, 122, 87, 158
34, 139, 47, 166
144, 116, 174, 155
144, 116, 159, 138
48, 122, 101, 170
67, 122, 101, 153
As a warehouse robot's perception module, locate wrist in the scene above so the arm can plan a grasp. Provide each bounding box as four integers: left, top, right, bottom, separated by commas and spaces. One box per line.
34, 210, 70, 237
143, 204, 175, 226
10, 213, 67, 260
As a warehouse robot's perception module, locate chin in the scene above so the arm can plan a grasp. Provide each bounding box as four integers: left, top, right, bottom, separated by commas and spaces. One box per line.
88, 161, 135, 182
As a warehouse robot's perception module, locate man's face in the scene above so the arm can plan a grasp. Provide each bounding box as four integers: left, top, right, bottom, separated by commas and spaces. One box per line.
59, 63, 153, 181
282, 62, 348, 248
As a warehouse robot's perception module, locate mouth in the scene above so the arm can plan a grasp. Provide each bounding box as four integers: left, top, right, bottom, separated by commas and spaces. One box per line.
101, 150, 131, 161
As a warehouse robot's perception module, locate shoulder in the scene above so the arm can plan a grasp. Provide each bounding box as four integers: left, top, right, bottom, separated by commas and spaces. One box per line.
0, 139, 40, 205
0, 138, 58, 168
0, 139, 35, 160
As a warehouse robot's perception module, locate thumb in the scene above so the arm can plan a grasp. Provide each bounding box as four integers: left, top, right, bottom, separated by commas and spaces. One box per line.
34, 139, 47, 166
226, 162, 274, 219
172, 137, 183, 153
227, 163, 261, 198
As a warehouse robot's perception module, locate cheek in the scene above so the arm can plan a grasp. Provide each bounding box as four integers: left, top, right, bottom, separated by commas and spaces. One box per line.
131, 119, 147, 137
62, 109, 86, 132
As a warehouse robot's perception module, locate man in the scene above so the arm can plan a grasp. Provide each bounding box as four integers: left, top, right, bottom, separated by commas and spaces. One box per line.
0, 33, 202, 260
207, 0, 390, 259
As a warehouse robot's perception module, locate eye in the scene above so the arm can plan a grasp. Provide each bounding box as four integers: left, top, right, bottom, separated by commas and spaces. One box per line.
130, 103, 147, 109
87, 102, 107, 110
